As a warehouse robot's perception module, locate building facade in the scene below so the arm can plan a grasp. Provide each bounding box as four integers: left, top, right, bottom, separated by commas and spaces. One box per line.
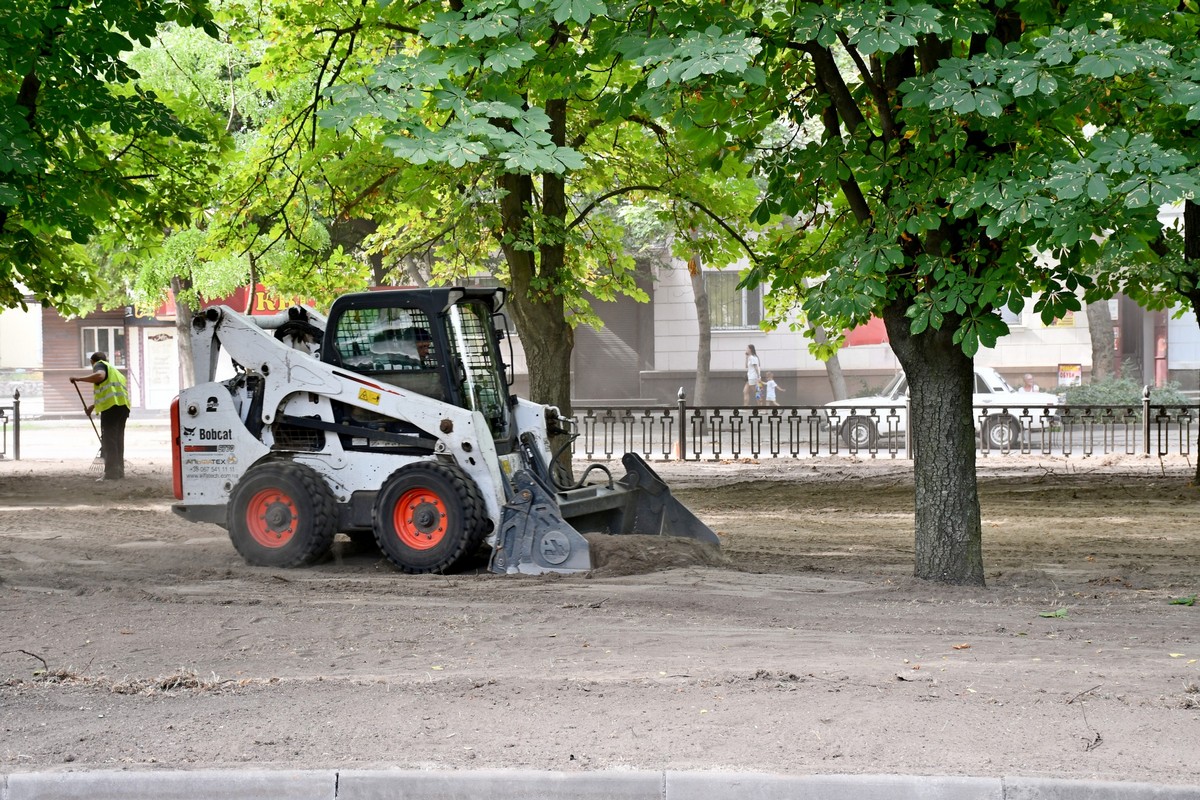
4, 266, 1197, 419
608, 256, 1185, 406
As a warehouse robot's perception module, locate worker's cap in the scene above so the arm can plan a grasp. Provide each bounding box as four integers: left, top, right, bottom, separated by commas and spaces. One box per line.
90, 351, 107, 364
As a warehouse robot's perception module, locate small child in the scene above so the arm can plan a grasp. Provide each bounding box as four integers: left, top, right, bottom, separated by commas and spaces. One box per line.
763, 372, 782, 407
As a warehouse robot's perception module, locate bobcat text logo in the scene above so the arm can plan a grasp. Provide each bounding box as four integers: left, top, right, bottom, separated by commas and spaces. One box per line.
197, 428, 233, 440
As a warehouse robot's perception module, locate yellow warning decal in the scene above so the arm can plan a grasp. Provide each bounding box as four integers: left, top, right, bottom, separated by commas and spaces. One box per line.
358, 387, 381, 405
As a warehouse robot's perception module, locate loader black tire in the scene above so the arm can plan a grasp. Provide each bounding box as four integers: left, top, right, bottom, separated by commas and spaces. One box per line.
228, 461, 338, 568
372, 461, 489, 574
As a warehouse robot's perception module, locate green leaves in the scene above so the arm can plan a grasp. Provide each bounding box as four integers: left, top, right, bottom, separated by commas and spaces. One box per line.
371, 99, 588, 175
1034, 287, 1083, 326
419, 12, 465, 46
0, 0, 219, 312
1009, 64, 1058, 98
636, 26, 762, 89
848, 1, 941, 55
706, 0, 1200, 370
905, 294, 942, 337
854, 238, 905, 277
789, 1, 942, 56
549, 0, 606, 25
483, 41, 537, 73
1043, 130, 1200, 215
952, 312, 1008, 358
928, 81, 1008, 117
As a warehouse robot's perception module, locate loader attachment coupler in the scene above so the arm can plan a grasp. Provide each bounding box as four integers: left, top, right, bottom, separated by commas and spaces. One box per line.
492, 470, 593, 575
491, 454, 717, 575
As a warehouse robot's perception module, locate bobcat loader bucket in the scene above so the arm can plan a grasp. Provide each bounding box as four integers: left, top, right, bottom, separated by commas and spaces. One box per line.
491, 453, 718, 575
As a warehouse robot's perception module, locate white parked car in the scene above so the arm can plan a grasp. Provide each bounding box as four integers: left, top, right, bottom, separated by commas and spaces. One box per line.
824, 365, 1059, 450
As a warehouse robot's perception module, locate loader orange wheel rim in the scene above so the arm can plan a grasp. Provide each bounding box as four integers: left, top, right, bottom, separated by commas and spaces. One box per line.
246, 488, 300, 549
391, 488, 449, 550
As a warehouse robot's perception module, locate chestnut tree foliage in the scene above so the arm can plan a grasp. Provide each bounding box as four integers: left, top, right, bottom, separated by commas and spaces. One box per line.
0, 0, 218, 313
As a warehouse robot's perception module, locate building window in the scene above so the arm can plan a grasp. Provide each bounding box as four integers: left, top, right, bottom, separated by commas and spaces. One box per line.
705, 271, 763, 330
1000, 307, 1023, 327
81, 326, 125, 367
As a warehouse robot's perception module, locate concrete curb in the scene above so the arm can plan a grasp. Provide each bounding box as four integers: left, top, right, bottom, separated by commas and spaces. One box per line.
2, 769, 333, 800
2, 770, 1198, 800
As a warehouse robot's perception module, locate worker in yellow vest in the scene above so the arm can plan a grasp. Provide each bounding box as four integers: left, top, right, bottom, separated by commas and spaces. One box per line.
70, 351, 131, 480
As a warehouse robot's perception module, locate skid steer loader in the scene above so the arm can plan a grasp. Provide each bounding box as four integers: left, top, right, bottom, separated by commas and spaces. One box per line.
171, 287, 717, 575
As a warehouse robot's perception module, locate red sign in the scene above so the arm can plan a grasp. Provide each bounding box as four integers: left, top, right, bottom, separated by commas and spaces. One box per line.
154, 284, 316, 320
843, 316, 889, 347
200, 286, 314, 315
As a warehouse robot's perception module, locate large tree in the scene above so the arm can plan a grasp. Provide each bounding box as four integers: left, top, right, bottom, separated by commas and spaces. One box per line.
294, 0, 759, 414
0, 0, 218, 313
679, 1, 1200, 583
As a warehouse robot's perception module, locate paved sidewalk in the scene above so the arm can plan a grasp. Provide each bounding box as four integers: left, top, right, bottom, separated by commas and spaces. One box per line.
3, 770, 1199, 800
2, 417, 171, 464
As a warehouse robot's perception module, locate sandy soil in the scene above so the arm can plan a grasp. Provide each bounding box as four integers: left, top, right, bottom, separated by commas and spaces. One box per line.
1, 441, 1198, 784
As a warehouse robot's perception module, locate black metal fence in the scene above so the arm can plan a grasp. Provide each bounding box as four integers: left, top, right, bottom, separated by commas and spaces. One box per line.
569, 388, 1197, 461
0, 391, 21, 460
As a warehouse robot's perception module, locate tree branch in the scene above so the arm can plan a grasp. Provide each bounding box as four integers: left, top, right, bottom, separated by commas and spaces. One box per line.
379, 22, 421, 36
154, 33, 225, 118
835, 31, 898, 143
799, 42, 867, 134
567, 184, 662, 232
685, 197, 760, 263
806, 50, 873, 224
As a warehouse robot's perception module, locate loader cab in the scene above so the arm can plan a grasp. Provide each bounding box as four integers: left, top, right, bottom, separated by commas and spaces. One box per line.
322, 287, 515, 446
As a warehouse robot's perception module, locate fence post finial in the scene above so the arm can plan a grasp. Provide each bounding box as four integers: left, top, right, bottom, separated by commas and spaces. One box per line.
676, 388, 687, 461
1142, 385, 1151, 457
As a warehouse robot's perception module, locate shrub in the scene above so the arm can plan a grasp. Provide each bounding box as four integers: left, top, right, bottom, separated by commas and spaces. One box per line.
1061, 361, 1190, 407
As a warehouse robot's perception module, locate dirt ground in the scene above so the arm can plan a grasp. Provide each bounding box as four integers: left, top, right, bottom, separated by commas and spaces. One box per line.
1, 437, 1198, 784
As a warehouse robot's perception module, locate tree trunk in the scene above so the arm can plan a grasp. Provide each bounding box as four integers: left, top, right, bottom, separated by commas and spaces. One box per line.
883, 299, 984, 586
495, 98, 575, 477
688, 258, 711, 407
329, 217, 389, 286
244, 253, 257, 315
398, 254, 432, 287
171, 275, 196, 389
506, 278, 574, 482
1184, 199, 1200, 485
512, 300, 574, 414
800, 278, 847, 400
497, 178, 574, 415
1085, 300, 1115, 381
812, 324, 848, 400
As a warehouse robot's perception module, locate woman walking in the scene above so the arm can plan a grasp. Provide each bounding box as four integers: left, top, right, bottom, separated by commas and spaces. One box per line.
743, 344, 762, 406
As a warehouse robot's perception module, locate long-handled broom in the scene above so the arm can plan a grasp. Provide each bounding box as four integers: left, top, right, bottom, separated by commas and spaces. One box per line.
72, 380, 105, 473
